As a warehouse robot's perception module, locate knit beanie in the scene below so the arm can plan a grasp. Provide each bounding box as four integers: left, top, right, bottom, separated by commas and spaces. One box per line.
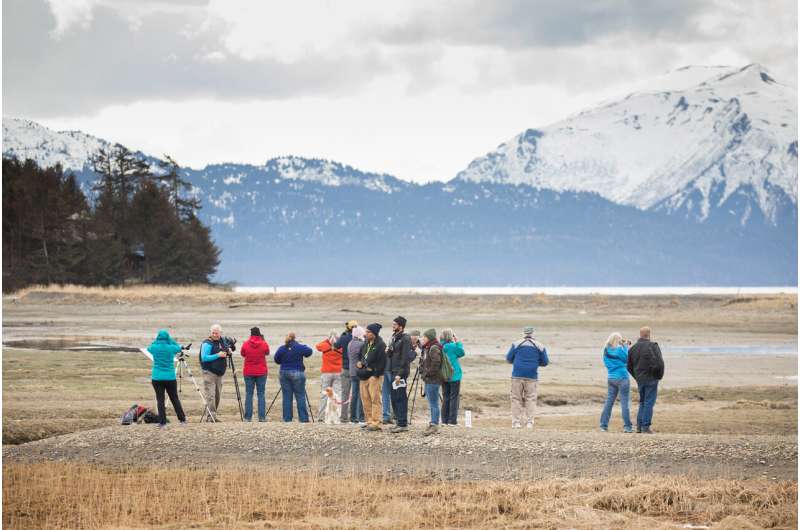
423, 328, 436, 341
367, 323, 382, 336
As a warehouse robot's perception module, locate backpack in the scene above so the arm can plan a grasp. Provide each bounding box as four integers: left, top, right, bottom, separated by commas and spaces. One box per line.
141, 410, 161, 424
120, 404, 149, 425
439, 347, 454, 382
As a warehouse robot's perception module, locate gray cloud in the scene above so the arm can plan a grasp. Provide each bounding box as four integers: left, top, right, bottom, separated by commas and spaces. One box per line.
377, 0, 709, 49
2, 0, 390, 117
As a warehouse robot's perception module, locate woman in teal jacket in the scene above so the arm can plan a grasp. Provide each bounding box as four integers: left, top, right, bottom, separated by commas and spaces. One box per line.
440, 329, 465, 425
148, 329, 187, 427
599, 332, 632, 433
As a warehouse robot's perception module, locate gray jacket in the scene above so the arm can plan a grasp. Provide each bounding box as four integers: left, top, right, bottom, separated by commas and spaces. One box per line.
347, 338, 364, 377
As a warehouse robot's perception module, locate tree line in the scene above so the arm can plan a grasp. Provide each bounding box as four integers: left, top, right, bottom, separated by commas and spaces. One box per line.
3, 145, 220, 292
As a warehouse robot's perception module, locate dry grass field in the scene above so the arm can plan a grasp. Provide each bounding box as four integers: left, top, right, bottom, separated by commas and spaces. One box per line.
2, 286, 797, 528
4, 463, 797, 530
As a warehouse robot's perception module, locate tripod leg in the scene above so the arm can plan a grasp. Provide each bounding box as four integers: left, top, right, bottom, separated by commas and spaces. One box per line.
181, 359, 216, 422
228, 356, 245, 421
266, 386, 282, 418
305, 388, 314, 423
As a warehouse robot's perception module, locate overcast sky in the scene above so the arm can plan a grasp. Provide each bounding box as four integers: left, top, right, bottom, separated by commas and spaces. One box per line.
3, 0, 797, 181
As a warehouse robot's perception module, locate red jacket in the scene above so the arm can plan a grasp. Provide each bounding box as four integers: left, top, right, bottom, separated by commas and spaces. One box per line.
240, 335, 270, 376
316, 339, 343, 373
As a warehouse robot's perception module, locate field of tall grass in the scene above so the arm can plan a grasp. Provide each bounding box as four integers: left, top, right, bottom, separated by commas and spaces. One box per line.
4, 463, 796, 529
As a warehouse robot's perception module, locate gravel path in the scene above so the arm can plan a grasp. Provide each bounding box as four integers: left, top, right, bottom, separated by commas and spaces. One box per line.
4, 423, 796, 481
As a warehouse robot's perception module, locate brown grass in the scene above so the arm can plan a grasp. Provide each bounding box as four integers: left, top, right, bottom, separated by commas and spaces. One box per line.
4, 463, 796, 530
11, 283, 233, 301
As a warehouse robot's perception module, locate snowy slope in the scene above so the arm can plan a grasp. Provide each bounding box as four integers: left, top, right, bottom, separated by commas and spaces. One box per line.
455, 64, 797, 223
2, 118, 110, 172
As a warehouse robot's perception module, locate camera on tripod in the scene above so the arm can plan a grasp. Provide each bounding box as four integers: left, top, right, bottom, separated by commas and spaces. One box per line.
176, 343, 192, 361
221, 336, 237, 352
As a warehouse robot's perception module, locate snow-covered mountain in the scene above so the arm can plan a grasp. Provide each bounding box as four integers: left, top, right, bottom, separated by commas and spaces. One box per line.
455, 64, 797, 224
2, 63, 797, 285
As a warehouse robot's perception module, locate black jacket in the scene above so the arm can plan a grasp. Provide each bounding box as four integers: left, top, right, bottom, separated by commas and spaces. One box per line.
359, 336, 387, 377
335, 331, 353, 370
387, 331, 412, 379
627, 338, 665, 383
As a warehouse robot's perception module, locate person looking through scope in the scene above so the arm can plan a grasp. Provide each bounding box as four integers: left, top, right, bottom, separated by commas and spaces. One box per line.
199, 323, 236, 422
148, 329, 187, 428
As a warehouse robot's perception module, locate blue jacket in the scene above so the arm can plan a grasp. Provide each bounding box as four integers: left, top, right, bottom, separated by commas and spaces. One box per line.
603, 345, 629, 380
274, 340, 313, 372
506, 338, 549, 380
442, 341, 465, 382
148, 329, 180, 381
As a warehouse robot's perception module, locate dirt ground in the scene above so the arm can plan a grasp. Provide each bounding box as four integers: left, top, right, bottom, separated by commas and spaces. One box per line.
2, 289, 798, 527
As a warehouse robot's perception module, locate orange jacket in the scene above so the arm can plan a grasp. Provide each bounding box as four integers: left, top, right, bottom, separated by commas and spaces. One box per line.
316, 339, 343, 373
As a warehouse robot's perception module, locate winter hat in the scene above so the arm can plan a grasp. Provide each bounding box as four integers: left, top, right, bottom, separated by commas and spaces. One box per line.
366, 323, 382, 336
523, 326, 535, 337
423, 328, 437, 342
352, 326, 366, 340
250, 327, 263, 337
410, 330, 421, 337
393, 316, 407, 328
346, 320, 358, 330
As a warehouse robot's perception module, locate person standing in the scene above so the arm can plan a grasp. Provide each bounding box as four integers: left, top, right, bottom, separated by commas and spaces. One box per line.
199, 324, 231, 422
316, 330, 343, 422
274, 331, 314, 423
627, 326, 665, 434
440, 328, 465, 426
419, 328, 443, 436
357, 323, 386, 432
506, 326, 549, 428
387, 316, 412, 434
148, 329, 187, 427
335, 320, 357, 423
599, 332, 633, 433
347, 326, 366, 424
240, 327, 270, 422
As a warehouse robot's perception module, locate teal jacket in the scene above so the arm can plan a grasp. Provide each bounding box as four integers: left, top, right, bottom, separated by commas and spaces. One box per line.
442, 341, 465, 382
148, 329, 181, 381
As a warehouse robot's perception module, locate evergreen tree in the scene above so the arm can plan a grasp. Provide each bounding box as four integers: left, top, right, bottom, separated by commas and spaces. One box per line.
157, 155, 201, 221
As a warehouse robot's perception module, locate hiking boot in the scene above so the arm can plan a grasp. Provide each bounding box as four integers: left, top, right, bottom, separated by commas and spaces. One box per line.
390, 425, 408, 433
258, 418, 267, 423
381, 418, 394, 425
641, 428, 654, 434
366, 424, 381, 432
623, 428, 633, 433
600, 426, 608, 432
636, 427, 641, 433
423, 424, 439, 436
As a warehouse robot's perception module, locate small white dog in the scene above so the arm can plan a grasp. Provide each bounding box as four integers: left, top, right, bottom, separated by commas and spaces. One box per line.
323, 387, 342, 424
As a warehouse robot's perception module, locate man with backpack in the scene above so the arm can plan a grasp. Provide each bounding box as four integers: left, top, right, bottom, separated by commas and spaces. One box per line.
419, 328, 444, 436
386, 316, 413, 433
506, 326, 549, 428
627, 326, 665, 434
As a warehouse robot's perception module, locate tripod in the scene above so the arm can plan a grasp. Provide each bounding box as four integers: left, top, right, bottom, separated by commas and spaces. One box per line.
266, 383, 315, 422
175, 344, 216, 423
226, 349, 245, 421
407, 363, 422, 424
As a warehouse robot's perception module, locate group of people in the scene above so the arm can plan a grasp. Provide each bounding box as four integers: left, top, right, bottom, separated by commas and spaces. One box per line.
145, 320, 665, 434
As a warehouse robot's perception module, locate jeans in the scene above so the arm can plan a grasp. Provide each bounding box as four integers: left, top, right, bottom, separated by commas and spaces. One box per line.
244, 375, 267, 421
442, 380, 461, 424
425, 383, 441, 425
600, 377, 632, 431
340, 374, 351, 422
152, 380, 186, 425
636, 380, 659, 429
349, 376, 364, 422
279, 370, 309, 422
390, 384, 409, 427
382, 372, 393, 421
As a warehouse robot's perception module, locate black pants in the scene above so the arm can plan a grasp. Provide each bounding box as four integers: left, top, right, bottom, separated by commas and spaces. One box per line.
390, 385, 408, 427
442, 380, 460, 424
152, 380, 186, 425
